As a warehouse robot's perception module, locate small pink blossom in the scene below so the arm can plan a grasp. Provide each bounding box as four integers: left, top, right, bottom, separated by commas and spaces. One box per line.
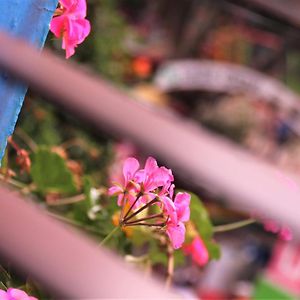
108, 157, 140, 206
0, 288, 38, 300
165, 192, 191, 249
135, 157, 173, 204
109, 142, 136, 184
183, 236, 209, 267
50, 0, 91, 58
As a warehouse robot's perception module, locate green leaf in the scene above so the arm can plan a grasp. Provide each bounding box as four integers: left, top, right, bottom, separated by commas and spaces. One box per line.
205, 240, 221, 260
181, 191, 221, 261
189, 192, 213, 239
130, 227, 153, 247
174, 249, 186, 268
31, 147, 77, 195
72, 176, 93, 222
148, 241, 168, 266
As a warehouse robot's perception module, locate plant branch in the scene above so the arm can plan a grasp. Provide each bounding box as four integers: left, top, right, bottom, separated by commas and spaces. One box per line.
165, 244, 174, 289
47, 212, 100, 234
46, 194, 85, 206
100, 226, 120, 246
213, 218, 256, 233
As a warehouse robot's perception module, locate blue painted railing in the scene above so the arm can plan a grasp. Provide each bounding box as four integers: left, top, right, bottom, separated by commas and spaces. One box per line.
0, 0, 58, 161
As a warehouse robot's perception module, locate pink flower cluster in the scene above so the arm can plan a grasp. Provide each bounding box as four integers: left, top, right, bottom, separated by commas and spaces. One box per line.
50, 0, 91, 58
0, 288, 37, 300
108, 157, 190, 249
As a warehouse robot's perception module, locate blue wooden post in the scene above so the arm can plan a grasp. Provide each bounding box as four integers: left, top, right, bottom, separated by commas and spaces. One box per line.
0, 0, 58, 161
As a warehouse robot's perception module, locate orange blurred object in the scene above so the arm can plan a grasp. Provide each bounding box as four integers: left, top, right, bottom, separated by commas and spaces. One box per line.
132, 56, 152, 78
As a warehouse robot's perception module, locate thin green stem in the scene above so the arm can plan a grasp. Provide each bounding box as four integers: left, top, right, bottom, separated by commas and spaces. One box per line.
100, 226, 120, 246
0, 174, 27, 189
213, 218, 256, 233
47, 212, 100, 235
15, 128, 37, 152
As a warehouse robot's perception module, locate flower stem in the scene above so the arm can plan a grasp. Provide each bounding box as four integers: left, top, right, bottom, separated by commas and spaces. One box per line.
122, 194, 140, 220
124, 213, 164, 224
123, 199, 159, 222
125, 222, 165, 227
100, 226, 120, 246
47, 212, 101, 234
46, 193, 85, 206
213, 218, 256, 233
165, 244, 174, 289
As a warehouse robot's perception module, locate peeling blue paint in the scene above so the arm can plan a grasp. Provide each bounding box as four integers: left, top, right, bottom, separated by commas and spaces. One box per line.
0, 0, 58, 162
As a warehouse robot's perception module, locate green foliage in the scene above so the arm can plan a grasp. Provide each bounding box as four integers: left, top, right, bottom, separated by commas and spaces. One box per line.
189, 192, 221, 261
31, 147, 77, 195
72, 176, 93, 222
148, 242, 168, 266
190, 192, 213, 240
205, 240, 221, 260
74, 0, 133, 82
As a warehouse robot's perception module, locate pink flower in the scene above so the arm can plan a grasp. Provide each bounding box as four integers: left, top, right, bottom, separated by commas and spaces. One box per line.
109, 142, 136, 184
0, 288, 38, 300
50, 0, 91, 58
135, 157, 174, 204
136, 157, 173, 192
183, 236, 209, 267
108, 156, 191, 249
165, 192, 191, 249
108, 157, 140, 206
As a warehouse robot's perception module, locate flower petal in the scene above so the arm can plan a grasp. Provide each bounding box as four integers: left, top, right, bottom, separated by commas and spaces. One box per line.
144, 157, 158, 173
166, 222, 185, 249
161, 196, 177, 223
108, 185, 122, 195
50, 15, 66, 38
174, 192, 190, 222
122, 157, 140, 184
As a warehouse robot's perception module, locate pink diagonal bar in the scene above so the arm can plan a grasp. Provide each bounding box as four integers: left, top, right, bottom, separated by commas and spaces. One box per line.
0, 30, 299, 241
0, 185, 179, 298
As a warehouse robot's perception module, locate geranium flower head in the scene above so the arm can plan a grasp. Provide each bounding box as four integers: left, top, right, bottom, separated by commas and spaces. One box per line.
0, 288, 38, 300
108, 156, 191, 249
50, 0, 91, 58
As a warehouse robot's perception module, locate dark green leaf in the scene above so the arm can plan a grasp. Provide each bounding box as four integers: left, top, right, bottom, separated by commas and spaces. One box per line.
148, 241, 168, 266
174, 249, 186, 267
73, 176, 93, 222
205, 240, 221, 260
189, 192, 213, 239
31, 147, 77, 195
